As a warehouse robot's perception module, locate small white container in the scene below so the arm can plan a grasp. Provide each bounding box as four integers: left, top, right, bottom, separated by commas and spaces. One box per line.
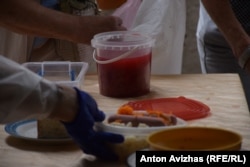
22, 61, 88, 87
95, 113, 186, 162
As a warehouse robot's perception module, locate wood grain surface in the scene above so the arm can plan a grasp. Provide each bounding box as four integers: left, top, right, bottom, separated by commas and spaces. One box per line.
1, 74, 250, 167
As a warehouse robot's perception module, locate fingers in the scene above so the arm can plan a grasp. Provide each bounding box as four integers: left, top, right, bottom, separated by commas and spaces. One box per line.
111, 16, 127, 30
84, 95, 105, 122
74, 87, 105, 122
93, 110, 105, 122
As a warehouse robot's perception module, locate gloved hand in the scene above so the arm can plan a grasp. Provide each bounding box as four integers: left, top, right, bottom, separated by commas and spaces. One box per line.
62, 87, 124, 160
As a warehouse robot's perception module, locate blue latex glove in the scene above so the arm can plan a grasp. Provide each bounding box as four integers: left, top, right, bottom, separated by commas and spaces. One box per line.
62, 88, 124, 160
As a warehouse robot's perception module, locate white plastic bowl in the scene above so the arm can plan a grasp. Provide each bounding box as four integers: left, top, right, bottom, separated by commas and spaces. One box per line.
94, 113, 186, 162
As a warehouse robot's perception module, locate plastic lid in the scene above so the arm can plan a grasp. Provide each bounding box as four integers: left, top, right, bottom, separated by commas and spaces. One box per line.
91, 31, 155, 50
121, 96, 210, 121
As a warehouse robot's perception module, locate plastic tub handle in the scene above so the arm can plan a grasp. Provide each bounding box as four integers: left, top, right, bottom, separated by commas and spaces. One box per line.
92, 46, 138, 64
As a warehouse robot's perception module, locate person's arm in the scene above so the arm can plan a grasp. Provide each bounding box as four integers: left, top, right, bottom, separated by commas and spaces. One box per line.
201, 0, 250, 59
0, 55, 77, 123
0, 0, 125, 44
0, 55, 124, 160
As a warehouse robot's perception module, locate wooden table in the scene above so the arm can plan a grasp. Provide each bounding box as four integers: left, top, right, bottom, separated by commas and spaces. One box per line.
1, 74, 250, 167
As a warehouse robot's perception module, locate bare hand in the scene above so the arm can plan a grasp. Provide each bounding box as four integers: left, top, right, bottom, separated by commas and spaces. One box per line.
73, 15, 127, 44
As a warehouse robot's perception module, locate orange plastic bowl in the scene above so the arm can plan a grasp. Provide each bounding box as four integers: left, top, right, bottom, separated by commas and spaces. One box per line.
147, 127, 242, 151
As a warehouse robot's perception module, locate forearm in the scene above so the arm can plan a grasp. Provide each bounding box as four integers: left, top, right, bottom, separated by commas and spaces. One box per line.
0, 56, 78, 124
0, 0, 125, 44
201, 0, 250, 58
0, 0, 79, 43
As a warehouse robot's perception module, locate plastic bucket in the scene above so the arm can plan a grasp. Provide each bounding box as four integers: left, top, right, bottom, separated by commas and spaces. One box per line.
91, 31, 154, 98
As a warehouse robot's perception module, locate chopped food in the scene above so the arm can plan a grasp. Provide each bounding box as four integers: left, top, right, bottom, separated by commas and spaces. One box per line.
108, 105, 177, 127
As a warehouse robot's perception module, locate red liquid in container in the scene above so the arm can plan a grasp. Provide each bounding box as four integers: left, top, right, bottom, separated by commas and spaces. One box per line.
97, 52, 152, 98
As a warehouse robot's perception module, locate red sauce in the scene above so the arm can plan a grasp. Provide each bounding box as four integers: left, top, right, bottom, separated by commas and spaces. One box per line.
97, 52, 152, 98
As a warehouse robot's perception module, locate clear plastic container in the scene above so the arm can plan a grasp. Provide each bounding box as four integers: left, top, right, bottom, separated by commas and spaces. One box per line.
91, 31, 155, 98
22, 61, 88, 87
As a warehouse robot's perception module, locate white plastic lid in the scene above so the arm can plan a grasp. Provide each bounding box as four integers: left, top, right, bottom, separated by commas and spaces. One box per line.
91, 31, 155, 51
